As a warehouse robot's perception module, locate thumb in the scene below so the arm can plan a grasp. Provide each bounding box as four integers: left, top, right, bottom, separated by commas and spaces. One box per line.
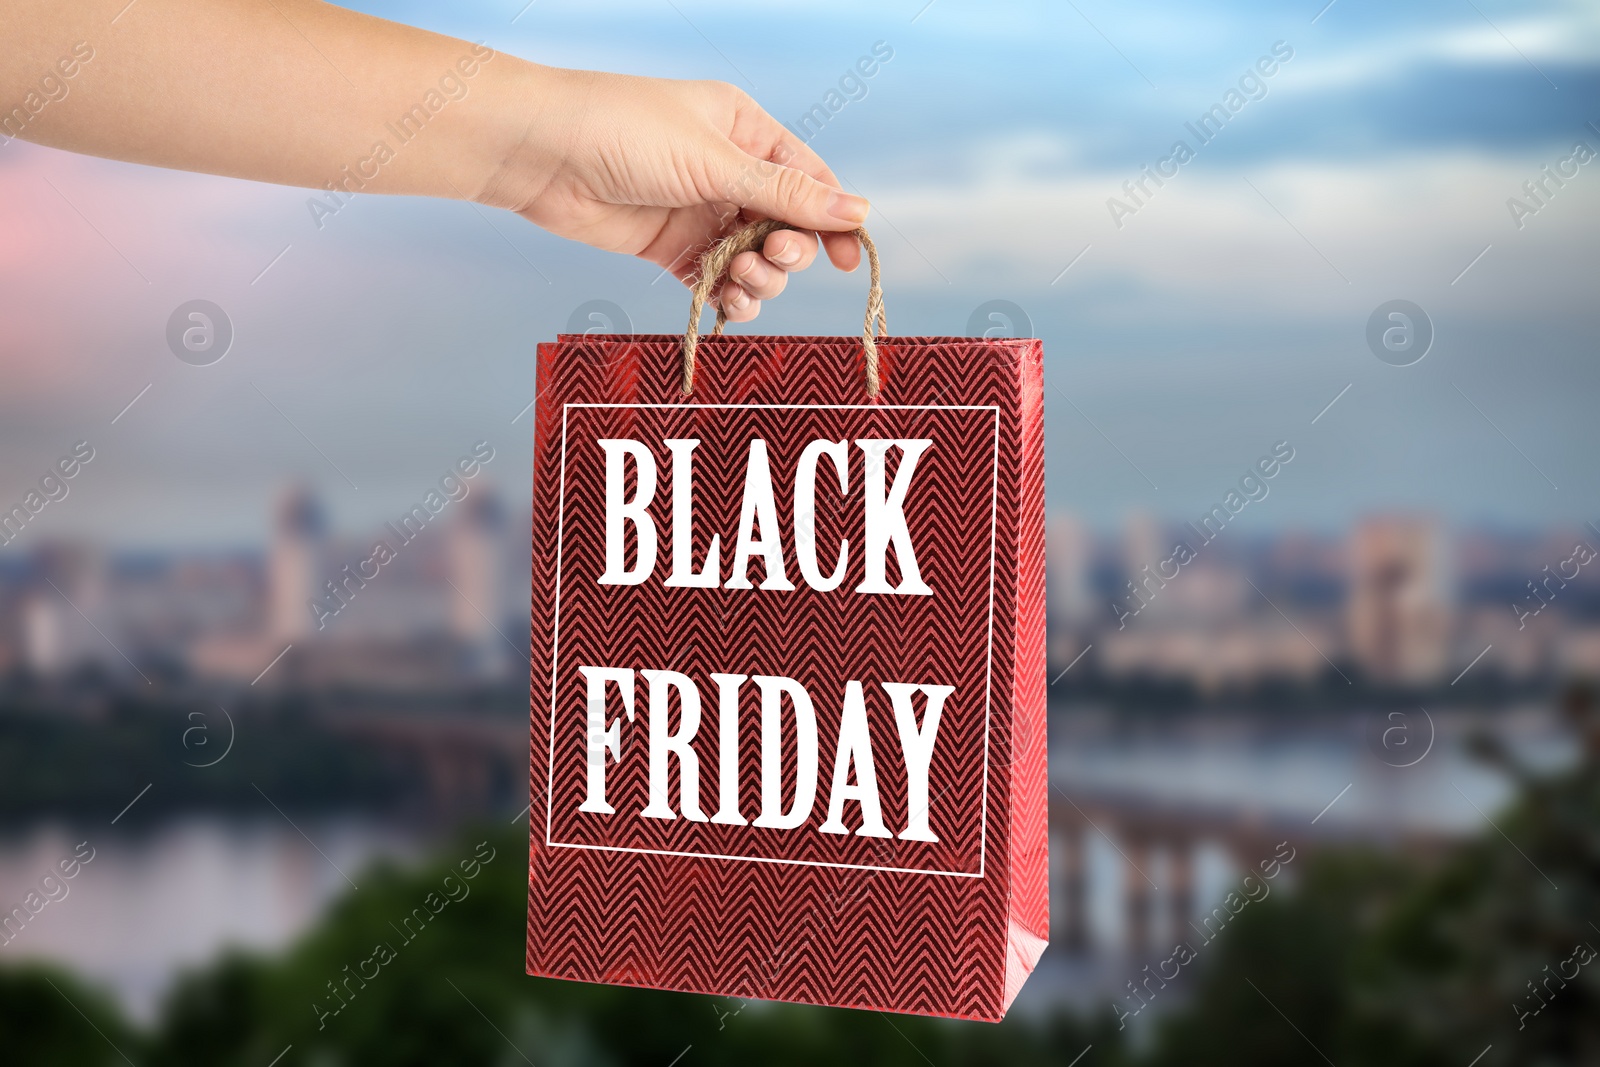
715, 149, 870, 232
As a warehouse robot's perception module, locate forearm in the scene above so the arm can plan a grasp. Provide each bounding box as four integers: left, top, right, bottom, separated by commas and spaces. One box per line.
4, 0, 864, 313
1, 0, 537, 202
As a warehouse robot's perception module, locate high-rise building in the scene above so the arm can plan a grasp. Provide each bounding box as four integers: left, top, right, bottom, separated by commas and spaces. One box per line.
1348, 516, 1451, 683
1046, 513, 1093, 627
1121, 512, 1168, 620
447, 483, 509, 675
23, 542, 114, 675
267, 486, 325, 643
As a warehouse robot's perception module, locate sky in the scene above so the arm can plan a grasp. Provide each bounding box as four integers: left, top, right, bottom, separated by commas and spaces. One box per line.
1, 0, 1598, 550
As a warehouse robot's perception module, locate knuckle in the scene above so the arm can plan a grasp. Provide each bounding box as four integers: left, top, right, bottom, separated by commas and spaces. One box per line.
771, 166, 813, 206
703, 80, 749, 107
777, 229, 818, 258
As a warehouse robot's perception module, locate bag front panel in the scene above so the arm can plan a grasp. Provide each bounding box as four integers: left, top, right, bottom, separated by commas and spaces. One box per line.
527, 334, 1042, 1019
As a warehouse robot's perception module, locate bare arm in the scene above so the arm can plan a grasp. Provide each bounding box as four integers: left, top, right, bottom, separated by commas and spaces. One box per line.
2, 0, 869, 316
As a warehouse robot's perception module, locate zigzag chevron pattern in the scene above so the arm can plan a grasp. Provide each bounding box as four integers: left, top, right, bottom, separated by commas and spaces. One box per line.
526, 333, 1047, 1021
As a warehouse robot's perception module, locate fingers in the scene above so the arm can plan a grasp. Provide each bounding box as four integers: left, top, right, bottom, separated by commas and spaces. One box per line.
712, 92, 870, 275
715, 229, 819, 321
692, 221, 864, 326
713, 144, 868, 236
718, 282, 760, 323
729, 231, 816, 298
693, 88, 875, 321
725, 92, 846, 199
709, 226, 860, 320
725, 250, 787, 302
821, 231, 863, 272
742, 138, 863, 271
763, 227, 818, 272
751, 161, 870, 233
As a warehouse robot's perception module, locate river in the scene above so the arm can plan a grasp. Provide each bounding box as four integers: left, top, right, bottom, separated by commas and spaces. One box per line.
0, 705, 1574, 1023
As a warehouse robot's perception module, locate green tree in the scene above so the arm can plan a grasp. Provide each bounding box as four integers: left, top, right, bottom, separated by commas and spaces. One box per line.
1145, 684, 1600, 1067
1355, 686, 1600, 1065
0, 962, 143, 1065
149, 825, 1118, 1066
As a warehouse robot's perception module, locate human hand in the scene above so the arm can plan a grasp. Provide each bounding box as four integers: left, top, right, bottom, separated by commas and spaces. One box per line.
1, 0, 865, 321
479, 68, 870, 323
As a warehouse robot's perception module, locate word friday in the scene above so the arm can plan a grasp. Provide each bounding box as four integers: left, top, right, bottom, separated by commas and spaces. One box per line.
578, 668, 952, 842
595, 436, 932, 594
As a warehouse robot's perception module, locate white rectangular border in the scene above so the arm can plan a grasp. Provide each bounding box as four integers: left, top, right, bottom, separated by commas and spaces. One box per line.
544, 403, 1002, 879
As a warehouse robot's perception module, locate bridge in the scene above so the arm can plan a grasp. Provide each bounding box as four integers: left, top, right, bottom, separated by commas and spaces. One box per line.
327, 710, 1467, 955
1048, 789, 1460, 955
329, 711, 527, 817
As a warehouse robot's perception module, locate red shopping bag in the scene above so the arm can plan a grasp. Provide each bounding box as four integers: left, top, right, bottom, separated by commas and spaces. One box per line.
526, 220, 1047, 1020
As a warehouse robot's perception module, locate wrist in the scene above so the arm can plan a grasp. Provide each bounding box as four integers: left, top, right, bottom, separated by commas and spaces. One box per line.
468, 56, 577, 212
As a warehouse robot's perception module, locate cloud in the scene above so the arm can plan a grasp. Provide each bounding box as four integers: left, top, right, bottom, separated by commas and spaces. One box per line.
1285, 13, 1600, 94
866, 145, 1600, 317
4, 0, 1599, 541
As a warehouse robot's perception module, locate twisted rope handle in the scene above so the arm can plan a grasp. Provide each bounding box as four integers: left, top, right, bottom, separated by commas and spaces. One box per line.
682, 219, 887, 396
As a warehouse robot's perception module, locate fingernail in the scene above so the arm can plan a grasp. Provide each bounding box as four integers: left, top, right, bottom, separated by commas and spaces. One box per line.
827, 191, 869, 224
738, 258, 771, 286
769, 241, 801, 268
725, 285, 750, 310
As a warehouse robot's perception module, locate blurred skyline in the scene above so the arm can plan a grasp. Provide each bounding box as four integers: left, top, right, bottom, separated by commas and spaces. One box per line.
5, 5, 1600, 1057
1, 0, 1597, 550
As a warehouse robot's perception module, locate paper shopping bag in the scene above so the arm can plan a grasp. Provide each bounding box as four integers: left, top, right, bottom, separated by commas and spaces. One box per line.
526, 220, 1047, 1020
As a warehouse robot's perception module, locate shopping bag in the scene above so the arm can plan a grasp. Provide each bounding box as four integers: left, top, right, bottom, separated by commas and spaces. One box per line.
526, 219, 1047, 1020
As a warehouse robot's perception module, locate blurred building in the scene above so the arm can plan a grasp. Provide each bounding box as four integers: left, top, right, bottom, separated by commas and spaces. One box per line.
1347, 517, 1451, 684
1121, 512, 1167, 621
20, 543, 122, 677
4, 499, 1597, 694
446, 488, 512, 678
1047, 515, 1093, 626
29, 480, 532, 689
268, 486, 325, 644
1040, 510, 1597, 692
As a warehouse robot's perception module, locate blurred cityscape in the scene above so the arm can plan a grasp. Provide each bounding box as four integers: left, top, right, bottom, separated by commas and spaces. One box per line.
1047, 512, 1600, 693
0, 496, 1589, 1024
0, 483, 526, 692
5, 493, 1596, 697
4, 0, 1596, 1055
